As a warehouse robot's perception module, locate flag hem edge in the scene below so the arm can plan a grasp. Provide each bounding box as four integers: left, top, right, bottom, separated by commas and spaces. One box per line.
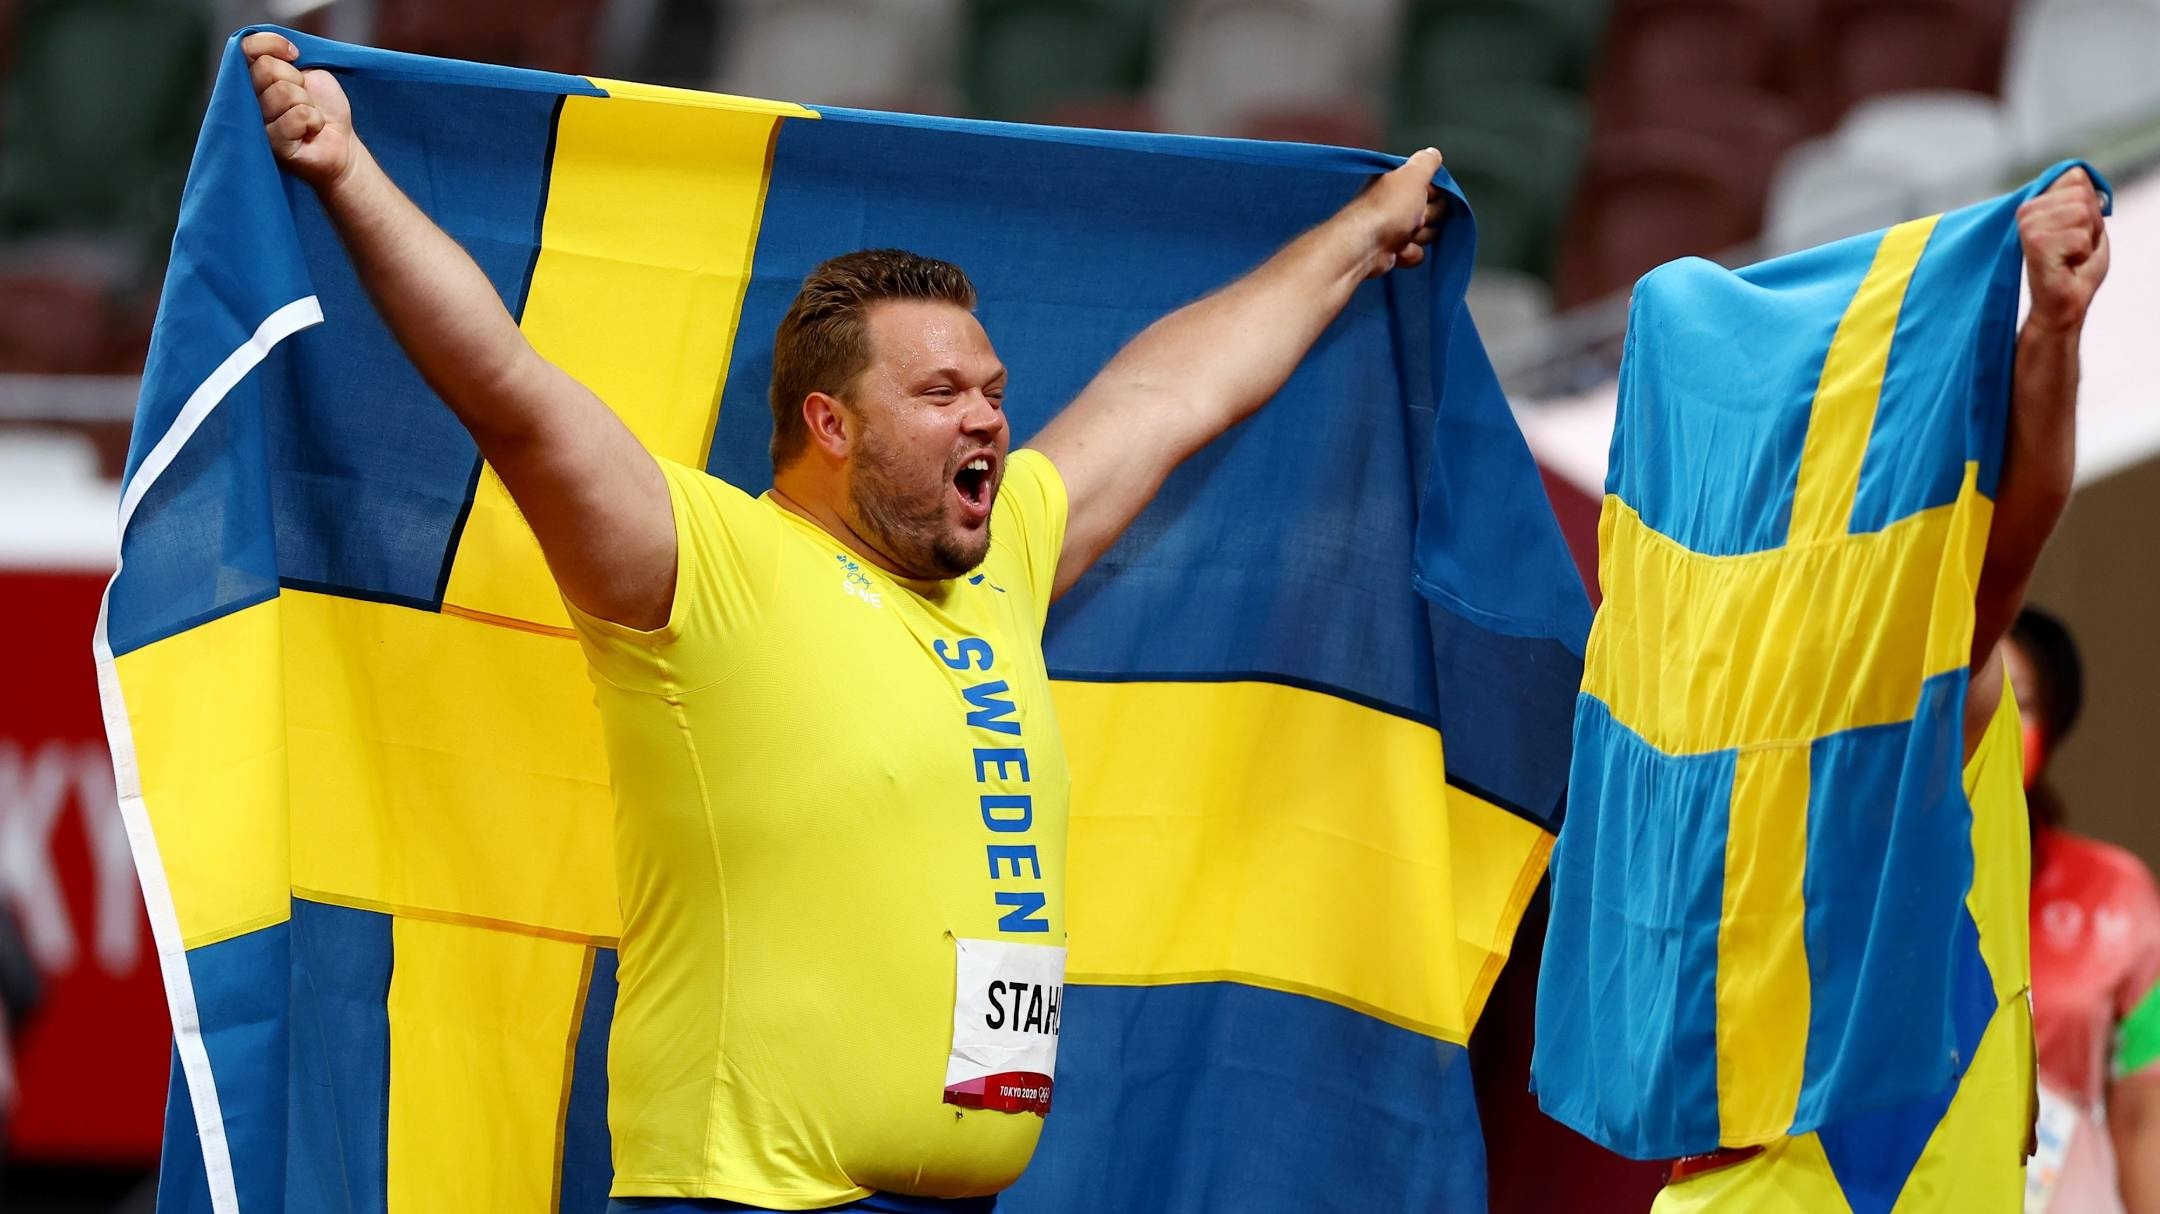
93, 294, 326, 1214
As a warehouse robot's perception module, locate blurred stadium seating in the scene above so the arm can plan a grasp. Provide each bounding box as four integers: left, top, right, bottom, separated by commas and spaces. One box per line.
1802, 0, 2013, 127
2003, 0, 2160, 159
718, 0, 962, 111
0, 0, 209, 378
964, 0, 1155, 124
372, 0, 608, 73
5, 0, 2156, 412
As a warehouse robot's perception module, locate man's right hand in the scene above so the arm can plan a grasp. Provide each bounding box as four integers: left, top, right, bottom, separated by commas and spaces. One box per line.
245, 32, 357, 191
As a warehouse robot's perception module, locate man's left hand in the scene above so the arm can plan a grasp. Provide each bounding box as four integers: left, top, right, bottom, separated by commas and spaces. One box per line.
2020, 167, 2109, 335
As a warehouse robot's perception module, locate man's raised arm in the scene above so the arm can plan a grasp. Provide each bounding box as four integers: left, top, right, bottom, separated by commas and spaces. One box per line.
1026, 149, 1445, 599
1965, 168, 2110, 751
245, 32, 674, 629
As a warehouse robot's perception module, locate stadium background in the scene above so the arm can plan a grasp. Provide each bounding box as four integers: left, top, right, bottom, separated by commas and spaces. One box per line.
0, 0, 2154, 1210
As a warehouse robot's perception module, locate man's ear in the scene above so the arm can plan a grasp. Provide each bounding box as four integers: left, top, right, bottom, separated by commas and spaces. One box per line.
803, 391, 851, 460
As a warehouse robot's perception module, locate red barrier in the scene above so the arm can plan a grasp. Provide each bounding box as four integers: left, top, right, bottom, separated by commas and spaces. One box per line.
0, 569, 166, 1164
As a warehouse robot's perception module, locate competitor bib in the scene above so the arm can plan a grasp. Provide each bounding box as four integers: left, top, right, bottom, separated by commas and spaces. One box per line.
943, 938, 1064, 1116
2024, 1081, 2081, 1213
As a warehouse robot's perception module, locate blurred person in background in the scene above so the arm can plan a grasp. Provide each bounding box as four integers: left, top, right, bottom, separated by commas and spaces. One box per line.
2015, 607, 2160, 1214
0, 0, 211, 374
0, 903, 42, 1180
0, 0, 208, 278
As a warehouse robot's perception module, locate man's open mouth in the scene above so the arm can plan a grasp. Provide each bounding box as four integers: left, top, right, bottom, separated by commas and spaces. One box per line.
954, 455, 995, 513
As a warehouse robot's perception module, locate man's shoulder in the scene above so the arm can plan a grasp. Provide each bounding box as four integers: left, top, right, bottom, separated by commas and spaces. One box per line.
656, 457, 789, 536
656, 455, 760, 503
998, 448, 1066, 514
985, 448, 1070, 610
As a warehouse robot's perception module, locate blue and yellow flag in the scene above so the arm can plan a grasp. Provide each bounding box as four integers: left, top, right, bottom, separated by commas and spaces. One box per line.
99, 29, 1588, 1213
1533, 163, 2110, 1162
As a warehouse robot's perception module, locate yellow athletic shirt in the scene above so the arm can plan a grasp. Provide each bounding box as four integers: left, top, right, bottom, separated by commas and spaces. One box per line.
564, 449, 1072, 1207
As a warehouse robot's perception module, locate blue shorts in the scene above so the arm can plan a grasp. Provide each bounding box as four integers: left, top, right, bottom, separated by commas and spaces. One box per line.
608, 1195, 996, 1214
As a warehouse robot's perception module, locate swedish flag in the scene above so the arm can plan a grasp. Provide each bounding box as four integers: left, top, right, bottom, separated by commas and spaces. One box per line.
100, 28, 1587, 1213
1533, 162, 2109, 1163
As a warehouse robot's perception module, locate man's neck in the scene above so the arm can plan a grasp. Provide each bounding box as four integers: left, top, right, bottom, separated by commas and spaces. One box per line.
767, 478, 924, 582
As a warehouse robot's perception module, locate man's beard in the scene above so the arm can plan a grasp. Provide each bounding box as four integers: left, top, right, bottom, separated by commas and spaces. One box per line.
847, 427, 992, 580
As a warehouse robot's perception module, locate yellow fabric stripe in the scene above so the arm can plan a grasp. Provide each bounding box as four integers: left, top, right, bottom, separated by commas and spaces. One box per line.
386, 917, 587, 1213
1649, 1132, 1856, 1214
113, 597, 292, 949
587, 75, 812, 115
1052, 678, 1550, 1044
281, 590, 619, 939
1787, 217, 1940, 544
1714, 745, 1812, 1145
1964, 664, 2033, 1016
1583, 462, 1991, 756
1887, 998, 2033, 1214
1923, 465, 1994, 682
113, 590, 618, 948
443, 89, 792, 628
1466, 829, 1552, 1028
589, 76, 818, 118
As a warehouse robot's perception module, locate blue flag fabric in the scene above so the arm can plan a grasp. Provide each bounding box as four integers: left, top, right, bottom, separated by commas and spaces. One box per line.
100, 29, 1588, 1213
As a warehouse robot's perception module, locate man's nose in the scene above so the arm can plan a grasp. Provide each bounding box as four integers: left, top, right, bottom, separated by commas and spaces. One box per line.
960, 390, 1006, 439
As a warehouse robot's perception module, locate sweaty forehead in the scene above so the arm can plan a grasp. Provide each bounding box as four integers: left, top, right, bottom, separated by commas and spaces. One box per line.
862, 299, 1002, 382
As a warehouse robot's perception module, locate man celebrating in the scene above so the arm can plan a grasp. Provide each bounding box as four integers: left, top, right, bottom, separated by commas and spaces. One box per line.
241, 31, 1442, 1213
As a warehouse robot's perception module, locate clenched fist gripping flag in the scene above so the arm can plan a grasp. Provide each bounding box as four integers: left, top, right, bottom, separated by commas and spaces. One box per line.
99, 29, 1588, 1213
